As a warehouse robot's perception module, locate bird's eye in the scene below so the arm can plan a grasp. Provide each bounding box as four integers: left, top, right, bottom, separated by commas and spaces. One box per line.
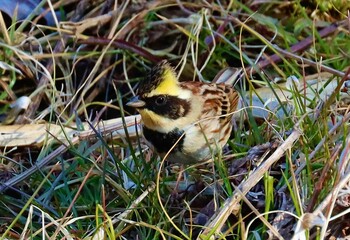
155, 95, 167, 106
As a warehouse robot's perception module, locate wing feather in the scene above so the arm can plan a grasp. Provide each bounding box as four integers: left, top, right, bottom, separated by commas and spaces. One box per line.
182, 82, 239, 148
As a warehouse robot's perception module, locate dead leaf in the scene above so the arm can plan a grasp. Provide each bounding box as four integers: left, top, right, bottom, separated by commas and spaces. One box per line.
1, 0, 60, 26
0, 115, 141, 148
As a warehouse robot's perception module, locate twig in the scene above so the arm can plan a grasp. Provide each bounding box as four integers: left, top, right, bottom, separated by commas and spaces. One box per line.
274, 45, 348, 79
199, 128, 301, 239
80, 38, 163, 63
252, 21, 346, 74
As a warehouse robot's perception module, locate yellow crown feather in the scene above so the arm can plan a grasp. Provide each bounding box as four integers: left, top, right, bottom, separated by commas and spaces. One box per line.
148, 64, 182, 97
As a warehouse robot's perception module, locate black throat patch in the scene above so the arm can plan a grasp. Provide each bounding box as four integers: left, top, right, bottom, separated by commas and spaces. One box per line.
143, 127, 185, 154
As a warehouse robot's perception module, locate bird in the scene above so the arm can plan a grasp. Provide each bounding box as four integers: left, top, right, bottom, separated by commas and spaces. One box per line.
126, 60, 240, 164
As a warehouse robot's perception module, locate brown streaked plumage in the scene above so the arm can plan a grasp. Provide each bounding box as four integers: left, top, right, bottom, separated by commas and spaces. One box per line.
127, 60, 239, 163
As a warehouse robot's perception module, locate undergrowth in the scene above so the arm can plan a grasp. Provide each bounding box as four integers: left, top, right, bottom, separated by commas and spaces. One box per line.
0, 0, 350, 239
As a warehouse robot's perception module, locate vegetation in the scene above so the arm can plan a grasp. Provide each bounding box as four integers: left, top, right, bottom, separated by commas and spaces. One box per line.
0, 0, 350, 239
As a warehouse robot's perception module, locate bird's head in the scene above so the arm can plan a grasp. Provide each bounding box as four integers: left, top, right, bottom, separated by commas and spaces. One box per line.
127, 61, 192, 131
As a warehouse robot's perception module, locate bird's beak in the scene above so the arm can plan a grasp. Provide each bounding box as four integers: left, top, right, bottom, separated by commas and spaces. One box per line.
126, 95, 146, 108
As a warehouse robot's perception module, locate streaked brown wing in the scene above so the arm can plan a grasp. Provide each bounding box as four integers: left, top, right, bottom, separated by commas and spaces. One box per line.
184, 81, 239, 146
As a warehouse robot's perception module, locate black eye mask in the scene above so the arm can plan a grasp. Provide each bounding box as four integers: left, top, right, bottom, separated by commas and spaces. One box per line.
142, 95, 191, 120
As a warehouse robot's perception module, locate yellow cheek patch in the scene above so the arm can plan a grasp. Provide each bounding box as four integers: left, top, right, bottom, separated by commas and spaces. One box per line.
149, 68, 181, 96
139, 109, 164, 129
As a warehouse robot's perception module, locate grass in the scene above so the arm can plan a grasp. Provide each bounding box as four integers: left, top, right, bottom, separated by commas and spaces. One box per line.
0, 0, 350, 239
